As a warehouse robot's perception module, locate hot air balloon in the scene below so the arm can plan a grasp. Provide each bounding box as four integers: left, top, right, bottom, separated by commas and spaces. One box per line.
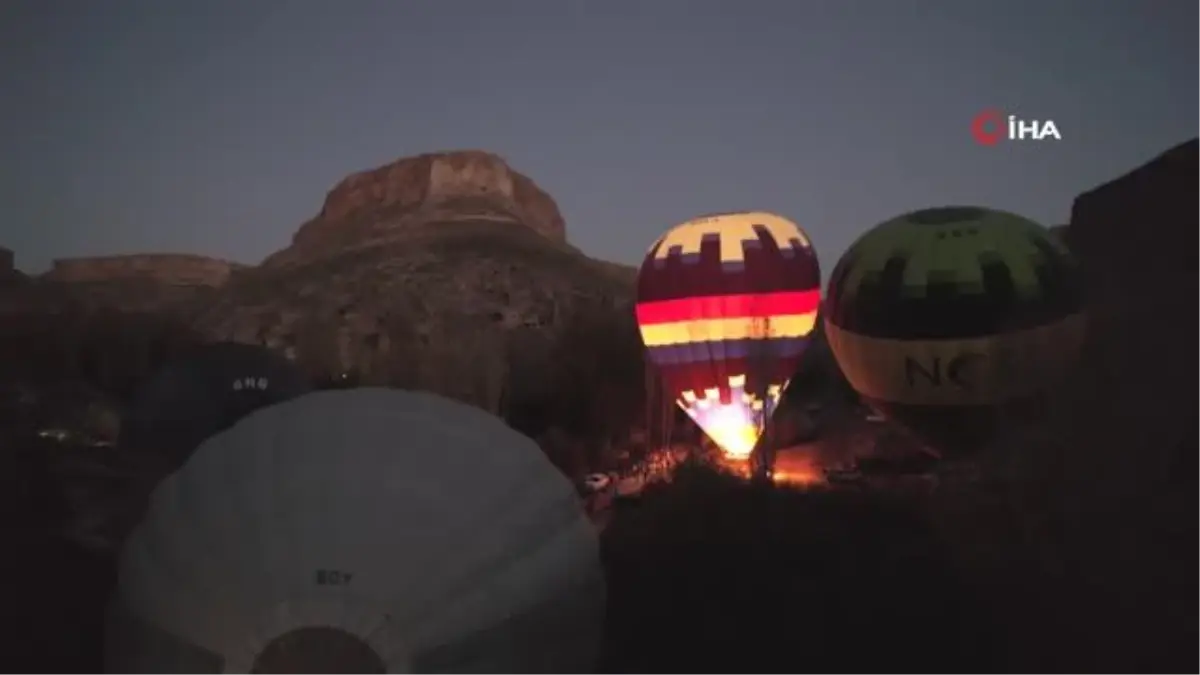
106, 388, 605, 673
823, 206, 1086, 456
635, 211, 822, 462
120, 341, 313, 472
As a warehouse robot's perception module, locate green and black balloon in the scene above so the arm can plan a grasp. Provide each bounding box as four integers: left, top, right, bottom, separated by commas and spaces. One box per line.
823, 206, 1086, 455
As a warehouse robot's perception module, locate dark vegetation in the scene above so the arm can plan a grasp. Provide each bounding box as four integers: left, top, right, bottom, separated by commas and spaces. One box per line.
6, 428, 117, 673
0, 307, 201, 400
602, 462, 1001, 672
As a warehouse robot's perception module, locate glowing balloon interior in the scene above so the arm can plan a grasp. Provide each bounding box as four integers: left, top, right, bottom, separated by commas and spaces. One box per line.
635, 211, 822, 459
676, 375, 786, 459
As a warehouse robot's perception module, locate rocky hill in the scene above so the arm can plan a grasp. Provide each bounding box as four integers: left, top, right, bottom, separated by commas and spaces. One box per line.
264, 150, 566, 268
0, 150, 643, 448
43, 254, 244, 287
194, 216, 637, 418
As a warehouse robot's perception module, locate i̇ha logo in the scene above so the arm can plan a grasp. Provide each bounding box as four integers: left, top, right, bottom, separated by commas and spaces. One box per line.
971, 109, 1062, 146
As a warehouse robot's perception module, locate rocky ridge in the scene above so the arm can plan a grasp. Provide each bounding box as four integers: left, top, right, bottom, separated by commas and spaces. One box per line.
1, 150, 640, 438
44, 254, 245, 287
265, 150, 566, 268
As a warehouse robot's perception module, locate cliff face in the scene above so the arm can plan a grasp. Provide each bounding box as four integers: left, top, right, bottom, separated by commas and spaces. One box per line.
44, 254, 244, 287
197, 218, 636, 419
1059, 138, 1197, 497
0, 253, 237, 317
951, 139, 1199, 671
186, 151, 634, 419
264, 150, 567, 268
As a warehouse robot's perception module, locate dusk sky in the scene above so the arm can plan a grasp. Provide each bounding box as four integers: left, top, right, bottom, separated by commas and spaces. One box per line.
2, 0, 1195, 274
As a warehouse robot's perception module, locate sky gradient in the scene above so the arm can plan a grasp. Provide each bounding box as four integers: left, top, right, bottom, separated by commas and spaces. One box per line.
2, 0, 1195, 274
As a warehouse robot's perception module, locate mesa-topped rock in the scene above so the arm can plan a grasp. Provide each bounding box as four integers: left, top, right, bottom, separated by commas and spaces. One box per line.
0, 150, 641, 440
265, 150, 566, 268
44, 254, 244, 287
188, 151, 639, 432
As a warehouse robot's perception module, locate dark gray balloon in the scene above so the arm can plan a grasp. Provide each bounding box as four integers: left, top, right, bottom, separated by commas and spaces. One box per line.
120, 342, 312, 471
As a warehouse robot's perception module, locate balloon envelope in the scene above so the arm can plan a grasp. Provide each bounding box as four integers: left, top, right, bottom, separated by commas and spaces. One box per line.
106, 388, 605, 673
823, 206, 1085, 454
120, 342, 313, 471
635, 211, 821, 459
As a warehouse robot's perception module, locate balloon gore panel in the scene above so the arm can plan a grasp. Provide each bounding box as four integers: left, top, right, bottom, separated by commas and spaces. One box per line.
823, 206, 1086, 455
109, 388, 604, 674
635, 212, 822, 458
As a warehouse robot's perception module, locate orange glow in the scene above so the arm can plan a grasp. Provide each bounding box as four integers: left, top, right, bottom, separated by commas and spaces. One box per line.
772, 467, 825, 487
686, 401, 760, 459
714, 455, 823, 486
772, 451, 826, 487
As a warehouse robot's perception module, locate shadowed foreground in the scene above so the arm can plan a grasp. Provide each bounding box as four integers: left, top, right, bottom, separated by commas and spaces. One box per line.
600, 463, 1000, 673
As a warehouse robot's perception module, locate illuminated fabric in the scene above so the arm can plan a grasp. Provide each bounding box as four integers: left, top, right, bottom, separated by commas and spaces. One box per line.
635, 211, 822, 458
108, 389, 605, 673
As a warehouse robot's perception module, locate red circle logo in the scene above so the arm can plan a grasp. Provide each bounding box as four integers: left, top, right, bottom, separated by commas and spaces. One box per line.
971, 109, 1004, 146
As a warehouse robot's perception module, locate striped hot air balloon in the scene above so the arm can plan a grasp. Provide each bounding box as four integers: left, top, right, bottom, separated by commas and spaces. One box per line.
635, 211, 822, 460
824, 206, 1086, 456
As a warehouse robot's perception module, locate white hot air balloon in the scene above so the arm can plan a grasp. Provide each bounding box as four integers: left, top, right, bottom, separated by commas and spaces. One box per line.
106, 388, 606, 673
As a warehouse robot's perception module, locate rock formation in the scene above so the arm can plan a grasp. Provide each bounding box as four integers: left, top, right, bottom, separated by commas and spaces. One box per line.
195, 217, 637, 432
952, 139, 1199, 671
264, 150, 567, 268
44, 254, 244, 287
0, 151, 640, 447
1063, 138, 1196, 484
